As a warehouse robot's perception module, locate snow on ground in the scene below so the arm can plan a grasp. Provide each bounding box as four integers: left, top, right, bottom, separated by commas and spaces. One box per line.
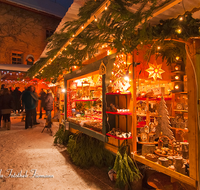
0, 118, 117, 190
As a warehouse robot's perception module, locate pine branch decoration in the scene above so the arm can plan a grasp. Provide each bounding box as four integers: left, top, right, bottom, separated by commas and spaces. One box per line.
27, 0, 200, 80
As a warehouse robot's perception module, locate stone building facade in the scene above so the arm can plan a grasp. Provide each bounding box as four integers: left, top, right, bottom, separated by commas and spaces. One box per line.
0, 1, 62, 65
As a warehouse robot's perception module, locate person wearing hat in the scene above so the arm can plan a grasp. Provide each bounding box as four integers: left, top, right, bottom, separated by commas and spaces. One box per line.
22, 86, 38, 129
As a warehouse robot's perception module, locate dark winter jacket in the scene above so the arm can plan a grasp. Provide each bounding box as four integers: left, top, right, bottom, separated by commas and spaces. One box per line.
45, 93, 54, 111
22, 91, 37, 110
0, 93, 14, 114
13, 88, 22, 110
39, 91, 46, 108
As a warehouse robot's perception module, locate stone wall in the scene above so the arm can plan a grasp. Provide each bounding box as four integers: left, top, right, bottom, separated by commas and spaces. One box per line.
0, 2, 61, 65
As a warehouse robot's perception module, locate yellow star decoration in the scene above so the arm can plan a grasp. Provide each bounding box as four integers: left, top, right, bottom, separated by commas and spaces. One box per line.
146, 62, 165, 81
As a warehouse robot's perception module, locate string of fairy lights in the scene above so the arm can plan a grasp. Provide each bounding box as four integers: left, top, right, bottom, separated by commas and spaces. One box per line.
33, 0, 111, 78
33, 1, 187, 79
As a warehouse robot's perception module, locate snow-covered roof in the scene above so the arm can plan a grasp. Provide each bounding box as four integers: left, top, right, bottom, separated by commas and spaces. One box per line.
38, 0, 200, 60
40, 0, 87, 58
5, 0, 71, 18
0, 64, 31, 72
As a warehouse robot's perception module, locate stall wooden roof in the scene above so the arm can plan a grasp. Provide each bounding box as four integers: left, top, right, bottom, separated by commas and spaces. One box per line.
39, 0, 200, 59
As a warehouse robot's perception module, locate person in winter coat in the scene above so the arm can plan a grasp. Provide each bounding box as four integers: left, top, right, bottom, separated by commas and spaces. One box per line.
0, 88, 14, 130
39, 88, 46, 119
0, 89, 3, 128
22, 86, 38, 129
33, 87, 40, 125
13, 87, 22, 114
45, 89, 54, 123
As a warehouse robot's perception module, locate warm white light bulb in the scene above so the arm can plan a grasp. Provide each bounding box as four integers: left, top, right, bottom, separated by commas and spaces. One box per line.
175, 76, 179, 80
179, 17, 183, 21
124, 76, 129, 81
61, 88, 66, 93
175, 66, 179, 70
175, 85, 179, 89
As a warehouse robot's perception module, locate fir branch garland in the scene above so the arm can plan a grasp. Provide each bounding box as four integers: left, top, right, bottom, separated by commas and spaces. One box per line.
27, 0, 200, 81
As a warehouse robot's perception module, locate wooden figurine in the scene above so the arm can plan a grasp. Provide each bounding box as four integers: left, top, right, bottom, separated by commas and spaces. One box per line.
181, 142, 189, 159
174, 156, 184, 173
158, 157, 169, 167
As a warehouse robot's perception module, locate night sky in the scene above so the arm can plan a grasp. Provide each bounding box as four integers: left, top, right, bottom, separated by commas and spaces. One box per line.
49, 0, 74, 9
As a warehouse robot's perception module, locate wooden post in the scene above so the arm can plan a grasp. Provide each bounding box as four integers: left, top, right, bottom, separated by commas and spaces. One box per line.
193, 39, 200, 190
186, 39, 199, 184
64, 79, 67, 121
130, 56, 137, 153
0, 70, 1, 89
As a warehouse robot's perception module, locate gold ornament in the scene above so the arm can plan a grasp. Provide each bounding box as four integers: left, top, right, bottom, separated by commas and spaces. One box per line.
99, 61, 106, 75
146, 61, 165, 81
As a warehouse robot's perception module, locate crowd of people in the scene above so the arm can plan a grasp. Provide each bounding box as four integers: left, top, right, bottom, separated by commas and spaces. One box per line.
0, 84, 54, 130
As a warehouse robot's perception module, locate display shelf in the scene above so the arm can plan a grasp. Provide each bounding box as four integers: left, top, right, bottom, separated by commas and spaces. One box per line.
170, 127, 188, 132
171, 70, 185, 74
174, 109, 188, 113
72, 98, 98, 102
132, 154, 196, 187
171, 79, 183, 82
137, 125, 145, 128
180, 92, 187, 94
136, 97, 172, 101
106, 111, 132, 115
106, 92, 131, 95
137, 141, 158, 145
69, 122, 107, 142
136, 113, 147, 117
106, 133, 132, 140
137, 113, 161, 117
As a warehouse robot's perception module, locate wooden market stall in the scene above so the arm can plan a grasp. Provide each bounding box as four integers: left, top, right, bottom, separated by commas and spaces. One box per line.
28, 0, 200, 189
63, 39, 200, 189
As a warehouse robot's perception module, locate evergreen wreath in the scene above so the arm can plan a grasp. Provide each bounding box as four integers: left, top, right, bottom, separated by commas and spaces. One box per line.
28, 0, 200, 80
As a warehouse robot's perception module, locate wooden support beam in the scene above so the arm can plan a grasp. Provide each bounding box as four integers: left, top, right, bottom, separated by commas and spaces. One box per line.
152, 0, 182, 18
140, 0, 182, 24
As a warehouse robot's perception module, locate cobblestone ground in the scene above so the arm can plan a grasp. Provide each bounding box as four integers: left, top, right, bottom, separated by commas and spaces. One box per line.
0, 117, 117, 190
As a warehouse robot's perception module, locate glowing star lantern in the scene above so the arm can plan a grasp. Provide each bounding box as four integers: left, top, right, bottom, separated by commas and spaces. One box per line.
146, 62, 165, 81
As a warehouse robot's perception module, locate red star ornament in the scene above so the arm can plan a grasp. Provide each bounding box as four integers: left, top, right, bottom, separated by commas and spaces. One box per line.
146, 62, 165, 81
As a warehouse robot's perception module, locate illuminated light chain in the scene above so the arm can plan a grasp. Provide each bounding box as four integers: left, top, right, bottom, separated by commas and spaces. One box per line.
33, 0, 111, 78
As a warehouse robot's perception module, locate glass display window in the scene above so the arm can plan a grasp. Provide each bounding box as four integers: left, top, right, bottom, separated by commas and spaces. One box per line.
135, 61, 189, 177
67, 72, 103, 133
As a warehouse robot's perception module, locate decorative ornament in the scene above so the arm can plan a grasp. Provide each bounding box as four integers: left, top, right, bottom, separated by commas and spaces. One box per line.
99, 61, 106, 75
146, 61, 165, 81
155, 96, 174, 140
